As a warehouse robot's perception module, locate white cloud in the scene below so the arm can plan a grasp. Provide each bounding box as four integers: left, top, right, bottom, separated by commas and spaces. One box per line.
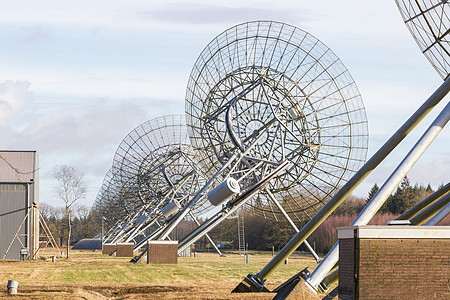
3, 99, 150, 204
136, 3, 306, 26
0, 80, 33, 125
9, 100, 149, 152
0, 0, 448, 207
409, 156, 450, 187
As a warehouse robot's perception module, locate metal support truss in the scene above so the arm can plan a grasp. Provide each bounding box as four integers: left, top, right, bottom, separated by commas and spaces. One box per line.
236, 74, 449, 292
396, 182, 450, 220
186, 21, 369, 226
188, 211, 223, 256
265, 188, 321, 262
177, 161, 290, 254
424, 201, 450, 225
306, 100, 449, 292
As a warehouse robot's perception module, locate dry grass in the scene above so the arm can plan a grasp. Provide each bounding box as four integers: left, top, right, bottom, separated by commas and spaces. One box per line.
0, 249, 322, 299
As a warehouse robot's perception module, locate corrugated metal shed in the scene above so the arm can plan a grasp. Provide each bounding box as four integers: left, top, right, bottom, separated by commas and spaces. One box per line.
0, 151, 39, 260
0, 151, 36, 183
0, 184, 28, 259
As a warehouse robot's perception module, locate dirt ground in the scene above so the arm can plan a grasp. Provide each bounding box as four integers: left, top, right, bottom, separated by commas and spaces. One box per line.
0, 250, 323, 299
0, 282, 278, 299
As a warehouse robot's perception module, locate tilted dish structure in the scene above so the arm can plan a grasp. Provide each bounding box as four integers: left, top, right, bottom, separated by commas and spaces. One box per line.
161, 20, 369, 255
234, 7, 449, 297
92, 168, 134, 237
97, 115, 212, 248
185, 20, 369, 222
112, 115, 210, 215
94, 20, 370, 266
93, 168, 138, 243
395, 0, 449, 80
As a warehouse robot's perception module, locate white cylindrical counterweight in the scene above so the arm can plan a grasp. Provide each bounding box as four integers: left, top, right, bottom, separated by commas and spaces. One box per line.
161, 200, 181, 217
208, 178, 240, 206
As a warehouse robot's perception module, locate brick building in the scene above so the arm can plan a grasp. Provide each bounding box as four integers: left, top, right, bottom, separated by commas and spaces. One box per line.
338, 226, 449, 299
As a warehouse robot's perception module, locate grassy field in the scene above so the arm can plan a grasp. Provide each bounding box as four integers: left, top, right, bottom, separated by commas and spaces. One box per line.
0, 249, 324, 299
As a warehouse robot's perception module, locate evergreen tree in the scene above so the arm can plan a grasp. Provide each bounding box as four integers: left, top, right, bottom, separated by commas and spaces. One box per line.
366, 183, 379, 204
391, 176, 414, 214
379, 194, 394, 214
366, 183, 394, 214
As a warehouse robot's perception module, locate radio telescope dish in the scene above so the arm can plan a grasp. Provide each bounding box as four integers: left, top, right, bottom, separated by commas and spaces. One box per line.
395, 0, 450, 79
92, 168, 135, 231
185, 21, 369, 222
111, 115, 210, 217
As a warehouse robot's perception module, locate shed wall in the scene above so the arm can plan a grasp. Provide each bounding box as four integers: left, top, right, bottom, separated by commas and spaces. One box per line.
0, 151, 38, 260
0, 184, 28, 260
0, 151, 36, 182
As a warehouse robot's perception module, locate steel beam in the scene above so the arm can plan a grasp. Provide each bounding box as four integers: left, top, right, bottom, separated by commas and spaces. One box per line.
188, 211, 223, 256
129, 218, 159, 247
396, 182, 450, 220
133, 222, 166, 252
265, 189, 321, 262
410, 192, 450, 225
246, 76, 449, 288
110, 208, 144, 243
424, 202, 450, 225
306, 100, 449, 290
177, 161, 289, 254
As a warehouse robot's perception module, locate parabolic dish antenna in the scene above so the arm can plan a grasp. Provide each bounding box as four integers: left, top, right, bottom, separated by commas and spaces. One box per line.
92, 167, 135, 232
185, 21, 369, 222
111, 114, 211, 216
94, 168, 132, 219
395, 0, 450, 79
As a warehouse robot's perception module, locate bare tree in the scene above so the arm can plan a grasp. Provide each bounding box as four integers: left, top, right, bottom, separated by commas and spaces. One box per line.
53, 165, 87, 258
38, 202, 54, 221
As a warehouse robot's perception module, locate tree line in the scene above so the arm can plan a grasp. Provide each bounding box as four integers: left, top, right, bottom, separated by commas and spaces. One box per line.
39, 203, 100, 247
199, 177, 448, 254
43, 175, 448, 254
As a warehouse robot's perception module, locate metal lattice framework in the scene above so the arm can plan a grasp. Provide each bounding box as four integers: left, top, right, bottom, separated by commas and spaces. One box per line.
92, 115, 215, 245
231, 14, 450, 294
111, 115, 210, 217
185, 21, 369, 222
396, 0, 450, 79
92, 168, 132, 230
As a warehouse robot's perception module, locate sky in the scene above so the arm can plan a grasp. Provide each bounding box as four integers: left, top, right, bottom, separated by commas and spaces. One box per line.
0, 0, 448, 208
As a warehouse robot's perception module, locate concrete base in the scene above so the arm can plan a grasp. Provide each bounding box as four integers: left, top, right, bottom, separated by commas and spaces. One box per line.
147, 241, 177, 264
338, 226, 450, 299
275, 281, 321, 300
102, 243, 116, 255
116, 243, 134, 257
231, 274, 270, 293
7, 280, 19, 295
134, 254, 147, 264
